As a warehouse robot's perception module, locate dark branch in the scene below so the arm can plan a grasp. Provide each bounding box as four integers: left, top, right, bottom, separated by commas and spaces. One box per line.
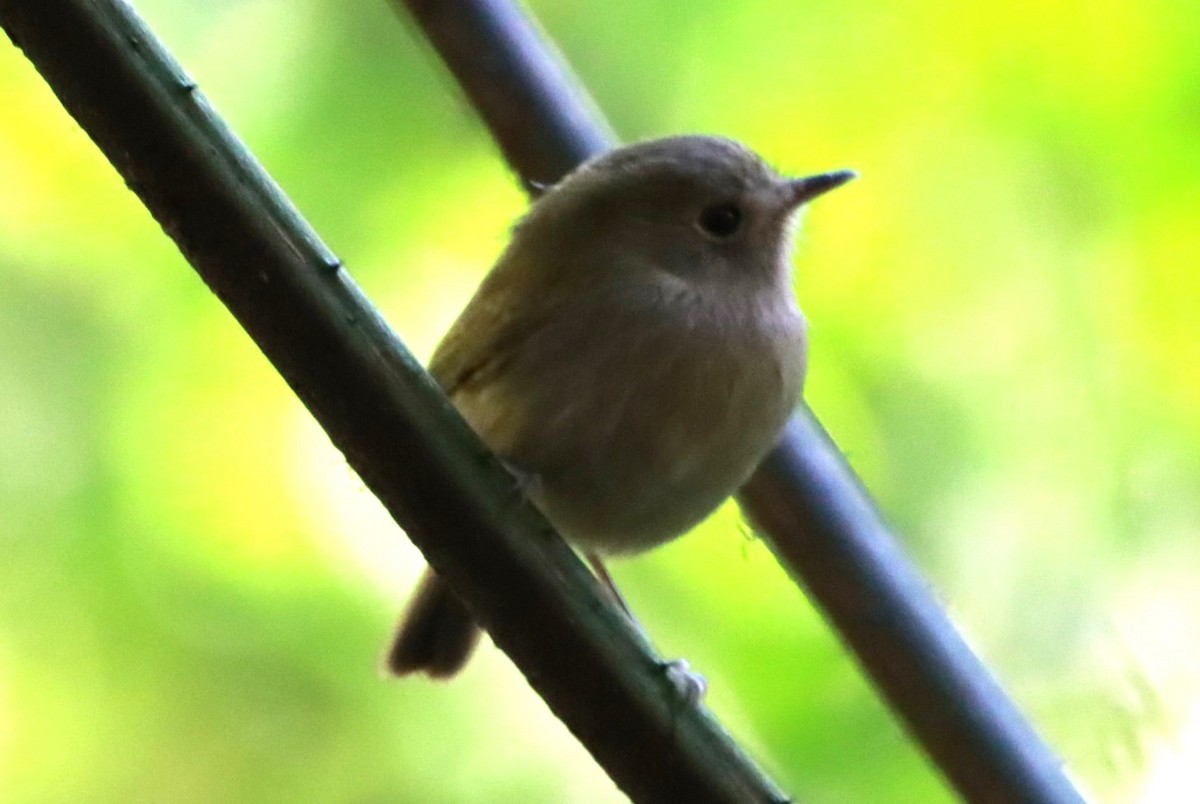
403, 0, 612, 192
0, 1, 789, 802
394, 0, 1087, 802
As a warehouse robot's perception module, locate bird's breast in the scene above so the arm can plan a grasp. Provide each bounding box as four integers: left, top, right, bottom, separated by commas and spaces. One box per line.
455, 285, 807, 555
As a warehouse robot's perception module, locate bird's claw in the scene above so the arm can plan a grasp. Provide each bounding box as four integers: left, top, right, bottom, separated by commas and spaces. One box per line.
662, 658, 707, 704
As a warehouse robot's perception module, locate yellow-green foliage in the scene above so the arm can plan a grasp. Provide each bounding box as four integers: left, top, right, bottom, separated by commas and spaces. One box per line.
1, 0, 1197, 801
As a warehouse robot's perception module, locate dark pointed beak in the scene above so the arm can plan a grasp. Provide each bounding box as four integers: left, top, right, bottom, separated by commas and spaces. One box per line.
785, 169, 858, 209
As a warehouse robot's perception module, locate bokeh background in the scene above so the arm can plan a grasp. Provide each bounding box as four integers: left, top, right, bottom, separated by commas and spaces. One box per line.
2, 0, 1198, 800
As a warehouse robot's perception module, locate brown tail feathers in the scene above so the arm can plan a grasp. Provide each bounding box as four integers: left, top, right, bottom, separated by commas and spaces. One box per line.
384, 568, 481, 678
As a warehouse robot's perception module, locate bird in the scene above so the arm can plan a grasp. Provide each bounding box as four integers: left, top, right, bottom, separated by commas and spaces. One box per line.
384, 135, 855, 679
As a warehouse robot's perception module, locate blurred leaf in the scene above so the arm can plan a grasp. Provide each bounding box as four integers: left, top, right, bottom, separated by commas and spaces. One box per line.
2, 0, 1199, 801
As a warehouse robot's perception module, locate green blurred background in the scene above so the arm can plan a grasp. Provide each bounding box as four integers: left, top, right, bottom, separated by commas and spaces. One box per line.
2, 0, 1198, 800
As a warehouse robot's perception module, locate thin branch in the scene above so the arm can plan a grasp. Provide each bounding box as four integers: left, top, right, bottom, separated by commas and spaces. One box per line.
0, 2, 789, 802
395, 0, 1087, 802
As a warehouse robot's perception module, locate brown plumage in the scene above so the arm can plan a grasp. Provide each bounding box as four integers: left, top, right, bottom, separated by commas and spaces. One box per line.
386, 136, 853, 678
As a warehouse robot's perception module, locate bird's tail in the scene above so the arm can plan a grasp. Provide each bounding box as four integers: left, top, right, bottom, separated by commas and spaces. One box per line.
383, 568, 481, 678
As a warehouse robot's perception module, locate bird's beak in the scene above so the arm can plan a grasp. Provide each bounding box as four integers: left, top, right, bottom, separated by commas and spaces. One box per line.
784, 169, 858, 209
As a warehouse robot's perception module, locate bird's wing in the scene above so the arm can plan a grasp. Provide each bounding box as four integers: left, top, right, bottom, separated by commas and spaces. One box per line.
429, 257, 559, 400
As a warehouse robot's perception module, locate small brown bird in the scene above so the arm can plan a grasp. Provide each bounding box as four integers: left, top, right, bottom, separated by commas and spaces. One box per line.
386, 135, 854, 678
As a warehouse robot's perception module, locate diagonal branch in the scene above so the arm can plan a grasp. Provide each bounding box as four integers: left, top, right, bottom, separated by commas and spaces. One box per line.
396, 1, 1087, 802
0, 1, 789, 802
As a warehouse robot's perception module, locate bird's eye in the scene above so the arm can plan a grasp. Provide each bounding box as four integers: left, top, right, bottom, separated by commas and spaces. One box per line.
697, 203, 742, 240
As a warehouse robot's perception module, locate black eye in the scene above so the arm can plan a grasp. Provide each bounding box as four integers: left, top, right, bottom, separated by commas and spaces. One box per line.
697, 203, 742, 239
